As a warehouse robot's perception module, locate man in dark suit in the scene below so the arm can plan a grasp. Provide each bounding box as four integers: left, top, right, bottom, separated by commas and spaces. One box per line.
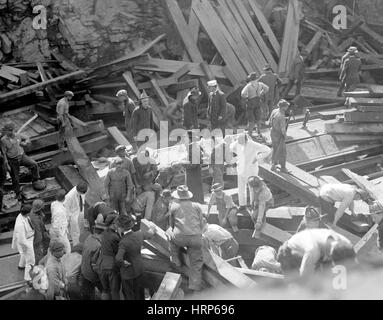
115, 214, 155, 300
99, 214, 120, 300
207, 80, 227, 134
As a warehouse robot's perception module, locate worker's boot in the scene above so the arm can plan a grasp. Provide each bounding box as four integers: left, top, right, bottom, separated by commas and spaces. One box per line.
280, 166, 290, 174
271, 164, 277, 171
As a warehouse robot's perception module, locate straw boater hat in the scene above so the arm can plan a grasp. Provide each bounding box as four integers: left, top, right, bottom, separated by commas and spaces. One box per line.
115, 145, 127, 153
347, 46, 358, 53
116, 89, 128, 97
211, 183, 224, 192
172, 185, 193, 200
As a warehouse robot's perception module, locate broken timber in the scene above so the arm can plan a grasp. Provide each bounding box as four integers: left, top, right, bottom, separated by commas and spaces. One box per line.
152, 272, 183, 300
0, 70, 86, 104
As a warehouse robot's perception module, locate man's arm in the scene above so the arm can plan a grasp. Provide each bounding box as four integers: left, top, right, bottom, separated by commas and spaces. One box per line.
260, 82, 269, 95
300, 249, 321, 277
115, 242, 127, 268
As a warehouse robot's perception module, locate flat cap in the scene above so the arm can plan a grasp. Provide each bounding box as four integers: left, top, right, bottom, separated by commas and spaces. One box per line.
64, 91, 74, 97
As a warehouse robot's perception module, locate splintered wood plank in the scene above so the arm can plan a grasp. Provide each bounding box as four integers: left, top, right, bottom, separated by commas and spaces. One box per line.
233, 0, 277, 70
193, 0, 246, 82
164, 0, 204, 63
134, 58, 228, 79
0, 70, 86, 104
304, 31, 323, 54
152, 272, 182, 300
278, 0, 301, 74
65, 134, 107, 202
325, 120, 383, 135
246, 0, 281, 57
223, 0, 265, 73
122, 71, 140, 100
150, 78, 169, 107
214, 0, 259, 72
0, 68, 18, 82
107, 126, 133, 151
344, 110, 383, 123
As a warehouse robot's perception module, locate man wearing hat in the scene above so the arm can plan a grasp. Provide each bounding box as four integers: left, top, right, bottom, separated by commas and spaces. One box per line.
258, 64, 282, 119
277, 228, 355, 279
296, 206, 327, 233
183, 86, 201, 130
207, 183, 239, 232
30, 199, 50, 264
248, 176, 274, 237
269, 99, 290, 173
167, 185, 206, 291
64, 182, 88, 246
319, 183, 370, 226
337, 46, 361, 97
111, 145, 138, 188
1, 122, 42, 197
46, 240, 67, 300
116, 89, 136, 143
104, 157, 134, 216
56, 91, 74, 150
86, 201, 116, 233
282, 50, 308, 98
81, 221, 105, 300
12, 204, 35, 281
207, 80, 227, 133
115, 214, 155, 300
241, 72, 269, 136
131, 90, 155, 147
151, 189, 173, 231
99, 213, 121, 300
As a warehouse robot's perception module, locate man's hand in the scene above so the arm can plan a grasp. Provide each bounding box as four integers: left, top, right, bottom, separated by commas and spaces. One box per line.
254, 222, 263, 231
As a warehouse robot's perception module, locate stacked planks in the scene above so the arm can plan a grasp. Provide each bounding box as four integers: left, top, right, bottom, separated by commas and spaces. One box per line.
325, 97, 383, 135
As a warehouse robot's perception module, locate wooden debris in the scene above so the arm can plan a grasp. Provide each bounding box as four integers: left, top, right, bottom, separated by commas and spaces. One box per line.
152, 272, 183, 300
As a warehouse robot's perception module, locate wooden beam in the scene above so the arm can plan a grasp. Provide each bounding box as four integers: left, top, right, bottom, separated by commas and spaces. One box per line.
122, 71, 140, 100
65, 133, 107, 202
246, 0, 281, 57
152, 272, 182, 300
236, 268, 284, 280
325, 120, 383, 135
172, 64, 191, 80
0, 70, 86, 104
304, 31, 323, 54
107, 126, 133, 151
36, 62, 56, 101
150, 78, 169, 107
344, 110, 383, 123
255, 223, 292, 244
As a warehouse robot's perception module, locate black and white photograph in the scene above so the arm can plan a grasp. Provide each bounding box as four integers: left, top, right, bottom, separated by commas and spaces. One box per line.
0, 0, 383, 306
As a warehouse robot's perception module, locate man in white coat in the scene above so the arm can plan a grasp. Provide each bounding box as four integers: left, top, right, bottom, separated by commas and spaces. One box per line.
64, 182, 88, 246
230, 133, 271, 209
50, 189, 71, 254
12, 205, 35, 281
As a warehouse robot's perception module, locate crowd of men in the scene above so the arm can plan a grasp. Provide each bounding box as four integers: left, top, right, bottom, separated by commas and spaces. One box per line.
2, 44, 369, 299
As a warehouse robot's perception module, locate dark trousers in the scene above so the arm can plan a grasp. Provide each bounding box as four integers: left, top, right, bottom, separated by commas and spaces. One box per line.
8, 154, 40, 195
271, 132, 287, 168
100, 269, 121, 300
81, 276, 103, 300
34, 242, 44, 265
121, 275, 145, 300
110, 195, 127, 215
283, 78, 302, 97
0, 161, 5, 210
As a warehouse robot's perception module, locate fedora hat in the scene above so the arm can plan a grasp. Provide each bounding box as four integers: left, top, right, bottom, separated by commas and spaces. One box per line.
211, 183, 224, 192
172, 185, 193, 200
32, 199, 45, 213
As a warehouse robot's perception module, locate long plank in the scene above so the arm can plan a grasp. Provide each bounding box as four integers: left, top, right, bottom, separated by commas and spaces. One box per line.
246, 0, 281, 57
0, 70, 86, 104
255, 223, 292, 244
65, 134, 107, 202
152, 272, 182, 300
192, 0, 246, 82
223, 0, 265, 73
212, 0, 258, 73
325, 120, 383, 135
236, 268, 284, 280
24, 120, 105, 153
134, 58, 228, 80
304, 31, 323, 54
107, 126, 133, 151
344, 110, 383, 123
233, 0, 277, 69
122, 71, 140, 100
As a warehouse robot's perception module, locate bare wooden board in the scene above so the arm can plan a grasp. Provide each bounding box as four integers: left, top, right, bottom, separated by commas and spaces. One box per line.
107, 126, 133, 151
344, 110, 383, 123
235, 267, 284, 280
122, 71, 140, 100
325, 120, 383, 135
152, 272, 183, 300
